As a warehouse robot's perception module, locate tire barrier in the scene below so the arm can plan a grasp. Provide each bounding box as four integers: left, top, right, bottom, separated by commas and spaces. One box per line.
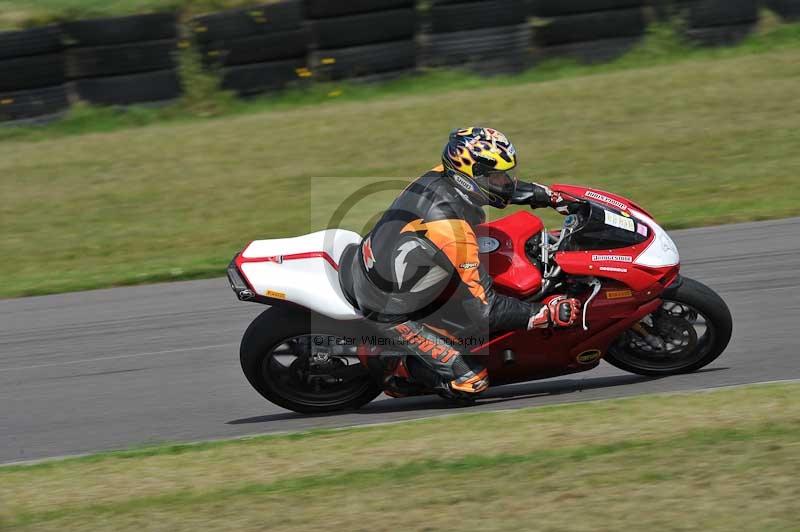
192, 1, 310, 95
61, 13, 177, 47
73, 69, 182, 106
0, 53, 65, 92
0, 0, 786, 123
0, 26, 67, 121
422, 24, 531, 74
530, 0, 643, 17
221, 57, 309, 95
305, 0, 414, 18
190, 1, 304, 43
650, 0, 759, 46
532, 3, 646, 63
423, 0, 529, 73
64, 12, 181, 106
201, 28, 310, 67
66, 39, 178, 78
310, 40, 416, 81
0, 26, 62, 59
535, 36, 641, 63
534, 7, 646, 45
309, 2, 416, 81
765, 0, 800, 21
310, 9, 416, 49
0, 85, 69, 123
430, 0, 528, 33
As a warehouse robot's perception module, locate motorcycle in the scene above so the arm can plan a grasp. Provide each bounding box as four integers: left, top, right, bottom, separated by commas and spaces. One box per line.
227, 184, 733, 413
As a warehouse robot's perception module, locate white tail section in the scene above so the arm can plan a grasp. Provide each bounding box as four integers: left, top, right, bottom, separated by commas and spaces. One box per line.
239, 229, 362, 320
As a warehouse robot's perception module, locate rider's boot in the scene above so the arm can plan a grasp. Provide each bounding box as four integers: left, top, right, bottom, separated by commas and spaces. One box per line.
386, 321, 489, 402
381, 357, 426, 398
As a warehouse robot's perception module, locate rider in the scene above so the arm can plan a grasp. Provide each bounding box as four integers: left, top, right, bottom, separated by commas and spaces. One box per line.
339, 127, 582, 399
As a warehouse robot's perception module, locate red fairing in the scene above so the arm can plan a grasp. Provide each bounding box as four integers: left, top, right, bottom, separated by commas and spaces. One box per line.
551, 184, 654, 218
556, 240, 661, 293
475, 211, 543, 297
466, 201, 680, 385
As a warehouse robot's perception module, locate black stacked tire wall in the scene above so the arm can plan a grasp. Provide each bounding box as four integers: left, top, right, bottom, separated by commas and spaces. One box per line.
221, 58, 309, 96
0, 26, 62, 59
310, 9, 416, 49
684, 0, 759, 46
530, 0, 643, 16
0, 26, 67, 122
305, 0, 415, 19
765, 0, 800, 21
424, 24, 531, 73
62, 13, 178, 46
430, 0, 527, 33
424, 0, 529, 73
190, 1, 304, 43
0, 54, 64, 92
534, 8, 646, 46
200, 28, 310, 67
533, 6, 646, 64
66, 39, 178, 78
64, 12, 182, 105
310, 40, 416, 81
192, 1, 310, 95
649, 0, 759, 45
74, 70, 182, 106
308, 3, 417, 81
0, 85, 69, 122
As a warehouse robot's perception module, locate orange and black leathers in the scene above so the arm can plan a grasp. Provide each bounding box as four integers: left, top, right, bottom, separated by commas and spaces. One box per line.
343, 167, 536, 332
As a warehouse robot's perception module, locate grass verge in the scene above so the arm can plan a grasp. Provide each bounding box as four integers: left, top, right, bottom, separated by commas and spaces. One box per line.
1, 24, 800, 298
2, 382, 799, 531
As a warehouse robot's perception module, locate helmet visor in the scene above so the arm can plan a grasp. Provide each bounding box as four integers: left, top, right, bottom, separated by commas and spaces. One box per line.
479, 169, 517, 201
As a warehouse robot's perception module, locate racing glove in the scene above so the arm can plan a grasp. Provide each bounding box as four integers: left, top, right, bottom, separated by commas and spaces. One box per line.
512, 181, 554, 209
513, 182, 576, 215
527, 295, 582, 330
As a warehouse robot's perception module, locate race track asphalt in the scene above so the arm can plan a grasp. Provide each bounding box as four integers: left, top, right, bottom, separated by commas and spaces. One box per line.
1, 217, 799, 463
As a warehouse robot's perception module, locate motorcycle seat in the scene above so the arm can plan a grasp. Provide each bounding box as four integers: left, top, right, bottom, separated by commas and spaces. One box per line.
238, 229, 363, 320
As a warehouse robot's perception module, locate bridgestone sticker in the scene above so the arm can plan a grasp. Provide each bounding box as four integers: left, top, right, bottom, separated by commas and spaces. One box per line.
604, 210, 635, 232
585, 191, 627, 210
592, 254, 633, 263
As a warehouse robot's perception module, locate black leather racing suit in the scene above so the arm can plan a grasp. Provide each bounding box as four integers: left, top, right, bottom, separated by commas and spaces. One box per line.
339, 166, 552, 394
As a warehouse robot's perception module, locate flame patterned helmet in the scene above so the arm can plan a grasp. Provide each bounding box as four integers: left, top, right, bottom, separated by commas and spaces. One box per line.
442, 127, 518, 208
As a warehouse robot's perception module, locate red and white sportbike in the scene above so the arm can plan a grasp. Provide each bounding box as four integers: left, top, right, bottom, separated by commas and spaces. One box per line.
228, 184, 732, 413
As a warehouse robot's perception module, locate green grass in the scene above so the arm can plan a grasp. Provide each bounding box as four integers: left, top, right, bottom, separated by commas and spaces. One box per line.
1, 23, 800, 298
2, 383, 800, 531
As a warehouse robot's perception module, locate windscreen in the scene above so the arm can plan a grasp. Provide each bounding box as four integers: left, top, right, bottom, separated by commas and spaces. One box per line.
563, 202, 649, 251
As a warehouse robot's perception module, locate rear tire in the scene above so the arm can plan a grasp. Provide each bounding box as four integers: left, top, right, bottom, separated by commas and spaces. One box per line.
604, 277, 732, 376
240, 307, 381, 414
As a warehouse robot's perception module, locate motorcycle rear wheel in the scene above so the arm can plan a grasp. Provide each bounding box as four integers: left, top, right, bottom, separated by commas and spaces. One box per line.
240, 307, 381, 414
604, 276, 733, 376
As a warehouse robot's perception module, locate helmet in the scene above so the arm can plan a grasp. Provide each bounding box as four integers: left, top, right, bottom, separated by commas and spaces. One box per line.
442, 127, 518, 208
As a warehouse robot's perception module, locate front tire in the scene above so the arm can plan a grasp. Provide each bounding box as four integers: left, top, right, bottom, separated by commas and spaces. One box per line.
240, 307, 381, 414
604, 277, 733, 376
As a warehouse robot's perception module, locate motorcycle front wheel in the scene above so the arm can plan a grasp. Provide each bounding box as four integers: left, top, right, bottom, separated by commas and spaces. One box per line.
604, 276, 733, 376
240, 307, 381, 414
